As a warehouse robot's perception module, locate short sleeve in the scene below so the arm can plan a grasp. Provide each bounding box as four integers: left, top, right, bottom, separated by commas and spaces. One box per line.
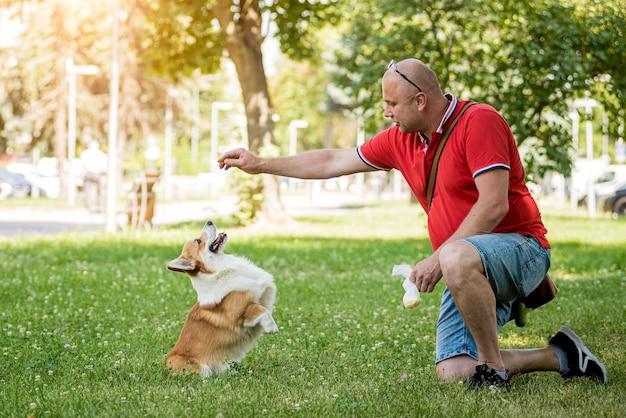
463, 108, 513, 178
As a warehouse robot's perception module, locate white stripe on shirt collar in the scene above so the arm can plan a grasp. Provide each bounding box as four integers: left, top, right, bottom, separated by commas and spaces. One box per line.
435, 94, 458, 134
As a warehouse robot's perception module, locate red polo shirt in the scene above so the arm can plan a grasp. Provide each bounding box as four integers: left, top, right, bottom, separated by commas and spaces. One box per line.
357, 99, 549, 251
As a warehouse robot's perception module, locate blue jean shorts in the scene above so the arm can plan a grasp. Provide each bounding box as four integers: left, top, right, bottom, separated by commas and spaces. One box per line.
435, 233, 550, 363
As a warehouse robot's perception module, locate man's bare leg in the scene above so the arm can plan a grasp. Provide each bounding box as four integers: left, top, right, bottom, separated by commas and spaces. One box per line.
437, 348, 560, 382
439, 241, 505, 371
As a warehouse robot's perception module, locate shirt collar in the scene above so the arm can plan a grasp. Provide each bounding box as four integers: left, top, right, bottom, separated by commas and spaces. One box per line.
418, 94, 457, 147
435, 94, 458, 134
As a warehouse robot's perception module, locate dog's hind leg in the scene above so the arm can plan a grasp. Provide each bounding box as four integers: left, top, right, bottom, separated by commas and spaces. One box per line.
200, 364, 217, 377
243, 304, 278, 334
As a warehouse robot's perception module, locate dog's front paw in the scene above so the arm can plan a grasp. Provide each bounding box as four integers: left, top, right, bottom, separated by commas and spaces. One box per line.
265, 322, 278, 334
261, 312, 278, 334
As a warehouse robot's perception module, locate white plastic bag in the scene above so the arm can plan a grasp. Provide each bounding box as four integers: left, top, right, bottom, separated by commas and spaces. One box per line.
392, 264, 420, 309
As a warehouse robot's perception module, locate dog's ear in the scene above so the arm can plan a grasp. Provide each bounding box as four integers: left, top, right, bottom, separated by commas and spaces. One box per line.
166, 258, 196, 273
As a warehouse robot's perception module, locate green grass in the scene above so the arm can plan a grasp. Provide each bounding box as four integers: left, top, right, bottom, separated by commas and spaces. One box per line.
1, 202, 625, 417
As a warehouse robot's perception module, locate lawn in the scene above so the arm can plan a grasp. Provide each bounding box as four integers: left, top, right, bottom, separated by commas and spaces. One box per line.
1, 202, 624, 417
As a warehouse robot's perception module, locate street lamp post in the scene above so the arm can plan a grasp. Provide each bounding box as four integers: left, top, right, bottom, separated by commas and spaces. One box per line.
66, 58, 98, 206
191, 86, 200, 168
211, 102, 235, 172
209, 102, 234, 197
288, 120, 308, 156
570, 110, 580, 211
573, 97, 601, 217
189, 73, 221, 169
105, 0, 120, 232
163, 89, 176, 201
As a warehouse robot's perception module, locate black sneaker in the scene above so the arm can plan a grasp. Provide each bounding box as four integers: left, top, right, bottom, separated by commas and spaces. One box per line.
468, 364, 511, 390
548, 326, 608, 383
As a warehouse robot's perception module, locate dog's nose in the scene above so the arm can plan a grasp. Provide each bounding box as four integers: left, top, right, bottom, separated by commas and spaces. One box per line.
206, 221, 214, 226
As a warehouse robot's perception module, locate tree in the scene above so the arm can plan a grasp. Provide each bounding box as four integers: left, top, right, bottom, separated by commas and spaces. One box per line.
270, 59, 356, 154
140, 0, 339, 223
330, 0, 626, 181
0, 0, 186, 199
0, 0, 80, 195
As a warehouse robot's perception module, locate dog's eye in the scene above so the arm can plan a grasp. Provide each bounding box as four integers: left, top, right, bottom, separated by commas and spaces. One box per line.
195, 239, 202, 245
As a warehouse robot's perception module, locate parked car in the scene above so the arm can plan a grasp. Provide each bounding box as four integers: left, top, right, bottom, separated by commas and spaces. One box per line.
598, 183, 626, 218
0, 167, 32, 198
569, 158, 611, 204
7, 160, 63, 198
577, 165, 626, 208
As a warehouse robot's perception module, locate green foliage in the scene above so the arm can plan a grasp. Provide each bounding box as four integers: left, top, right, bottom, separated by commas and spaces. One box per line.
138, 0, 224, 80
270, 59, 358, 153
0, 0, 175, 161
1, 204, 625, 416
267, 0, 342, 63
3, 0, 625, 224
330, 0, 626, 180
228, 169, 264, 226
0, 0, 107, 153
139, 0, 342, 74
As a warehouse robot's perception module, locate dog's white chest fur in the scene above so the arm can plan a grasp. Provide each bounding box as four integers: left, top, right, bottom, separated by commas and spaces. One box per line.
192, 254, 275, 308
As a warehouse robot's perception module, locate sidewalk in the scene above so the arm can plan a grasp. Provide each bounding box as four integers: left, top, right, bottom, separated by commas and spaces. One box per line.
0, 197, 239, 239
0, 186, 399, 239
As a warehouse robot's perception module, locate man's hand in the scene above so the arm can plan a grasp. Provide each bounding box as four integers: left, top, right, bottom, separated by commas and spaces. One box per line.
410, 253, 442, 293
219, 147, 374, 180
217, 148, 261, 174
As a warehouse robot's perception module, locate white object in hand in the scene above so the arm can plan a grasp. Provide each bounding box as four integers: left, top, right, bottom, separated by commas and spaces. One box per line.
392, 264, 420, 308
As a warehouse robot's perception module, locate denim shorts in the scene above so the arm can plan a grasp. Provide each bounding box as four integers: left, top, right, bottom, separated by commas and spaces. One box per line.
435, 233, 550, 363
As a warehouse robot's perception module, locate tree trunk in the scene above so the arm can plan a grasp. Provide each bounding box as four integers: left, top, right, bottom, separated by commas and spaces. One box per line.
213, 0, 287, 223
54, 55, 68, 200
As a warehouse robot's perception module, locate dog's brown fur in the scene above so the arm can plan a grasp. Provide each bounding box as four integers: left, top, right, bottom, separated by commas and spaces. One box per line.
165, 220, 277, 377
166, 290, 273, 375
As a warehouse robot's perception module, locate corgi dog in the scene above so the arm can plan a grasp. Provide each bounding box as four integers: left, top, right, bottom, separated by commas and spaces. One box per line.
165, 220, 277, 377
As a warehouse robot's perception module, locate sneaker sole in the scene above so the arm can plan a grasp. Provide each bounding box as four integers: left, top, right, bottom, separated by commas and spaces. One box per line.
558, 326, 608, 383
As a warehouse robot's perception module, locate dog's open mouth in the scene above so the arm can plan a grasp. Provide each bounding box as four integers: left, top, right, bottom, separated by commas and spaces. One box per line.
209, 232, 227, 252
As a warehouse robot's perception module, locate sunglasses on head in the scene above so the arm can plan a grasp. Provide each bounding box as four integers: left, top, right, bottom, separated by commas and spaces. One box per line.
387, 60, 422, 92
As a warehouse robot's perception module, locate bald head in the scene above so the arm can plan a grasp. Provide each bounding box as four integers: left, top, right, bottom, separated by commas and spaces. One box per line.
384, 59, 442, 95
382, 59, 451, 135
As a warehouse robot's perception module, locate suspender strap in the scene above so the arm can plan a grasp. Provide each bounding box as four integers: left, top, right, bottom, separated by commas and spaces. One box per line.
426, 101, 477, 211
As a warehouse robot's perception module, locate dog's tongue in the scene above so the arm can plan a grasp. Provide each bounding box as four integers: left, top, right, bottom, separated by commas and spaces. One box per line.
209, 232, 226, 252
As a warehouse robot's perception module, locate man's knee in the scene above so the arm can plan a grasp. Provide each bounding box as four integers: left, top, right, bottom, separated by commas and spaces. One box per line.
439, 241, 483, 286
436, 356, 477, 381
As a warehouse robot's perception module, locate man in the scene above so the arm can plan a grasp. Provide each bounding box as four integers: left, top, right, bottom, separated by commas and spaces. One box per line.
80, 140, 107, 213
217, 58, 607, 389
